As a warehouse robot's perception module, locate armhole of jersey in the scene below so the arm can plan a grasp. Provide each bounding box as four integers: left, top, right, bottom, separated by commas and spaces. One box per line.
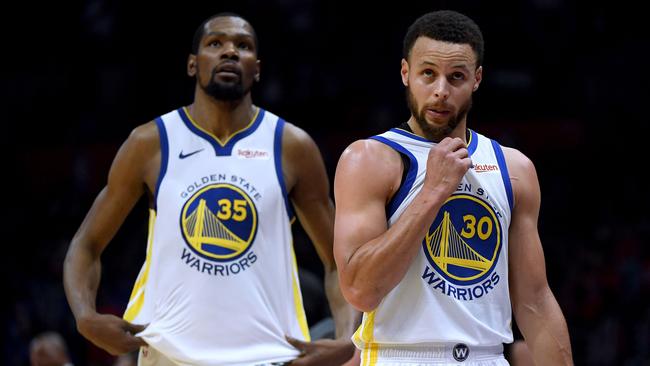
154, 117, 169, 211
467, 129, 479, 156
368, 136, 418, 218
274, 118, 295, 219
490, 139, 514, 212
385, 152, 410, 217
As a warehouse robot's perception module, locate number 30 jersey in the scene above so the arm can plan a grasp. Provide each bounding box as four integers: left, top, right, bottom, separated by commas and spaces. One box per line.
354, 127, 515, 350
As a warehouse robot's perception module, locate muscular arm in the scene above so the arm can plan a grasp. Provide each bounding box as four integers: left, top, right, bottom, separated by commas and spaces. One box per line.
283, 123, 360, 344
334, 138, 470, 312
505, 147, 573, 365
63, 122, 160, 355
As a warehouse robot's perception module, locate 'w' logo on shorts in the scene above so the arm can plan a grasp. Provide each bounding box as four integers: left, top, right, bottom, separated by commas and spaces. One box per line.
453, 343, 470, 362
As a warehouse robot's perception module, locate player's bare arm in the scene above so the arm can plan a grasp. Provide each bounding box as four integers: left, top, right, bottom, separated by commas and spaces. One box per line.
63, 122, 160, 355
505, 147, 573, 365
282, 122, 359, 365
333, 137, 471, 312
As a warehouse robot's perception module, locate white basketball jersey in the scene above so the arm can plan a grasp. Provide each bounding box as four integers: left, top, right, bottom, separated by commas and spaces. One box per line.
123, 106, 310, 366
353, 128, 514, 353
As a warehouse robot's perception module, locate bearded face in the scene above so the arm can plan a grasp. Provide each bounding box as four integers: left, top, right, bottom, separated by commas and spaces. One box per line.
401, 37, 481, 141
200, 65, 248, 101
190, 16, 260, 103
406, 85, 472, 142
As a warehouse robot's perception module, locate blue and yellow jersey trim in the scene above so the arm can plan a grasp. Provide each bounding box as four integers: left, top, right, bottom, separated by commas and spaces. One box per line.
273, 118, 295, 219
124, 209, 157, 322
290, 239, 311, 341
154, 118, 169, 210
390, 127, 430, 143
390, 127, 479, 156
178, 106, 265, 156
467, 129, 478, 156
369, 135, 419, 218
490, 139, 514, 211
353, 311, 378, 366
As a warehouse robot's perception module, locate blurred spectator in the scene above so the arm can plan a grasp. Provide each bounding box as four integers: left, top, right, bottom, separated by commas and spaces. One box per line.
29, 332, 73, 366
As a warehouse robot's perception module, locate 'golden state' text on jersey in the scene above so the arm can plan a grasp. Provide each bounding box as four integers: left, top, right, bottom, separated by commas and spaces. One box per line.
353, 128, 514, 363
123, 107, 309, 366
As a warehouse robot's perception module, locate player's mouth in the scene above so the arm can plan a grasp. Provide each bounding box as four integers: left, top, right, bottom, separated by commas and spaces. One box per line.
215, 62, 242, 79
425, 108, 450, 119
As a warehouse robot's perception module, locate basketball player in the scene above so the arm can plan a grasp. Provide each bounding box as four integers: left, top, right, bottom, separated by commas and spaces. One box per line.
333, 10, 573, 365
64, 13, 358, 365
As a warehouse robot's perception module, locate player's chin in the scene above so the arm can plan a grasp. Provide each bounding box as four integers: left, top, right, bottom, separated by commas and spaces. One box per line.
424, 115, 451, 128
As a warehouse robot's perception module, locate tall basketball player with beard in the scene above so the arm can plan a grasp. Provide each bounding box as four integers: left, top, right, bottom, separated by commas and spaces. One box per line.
334, 10, 572, 366
64, 13, 358, 366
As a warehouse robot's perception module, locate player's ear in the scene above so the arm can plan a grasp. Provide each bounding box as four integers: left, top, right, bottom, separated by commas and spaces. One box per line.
188, 54, 197, 77
401, 58, 409, 87
473, 66, 482, 92
254, 59, 261, 82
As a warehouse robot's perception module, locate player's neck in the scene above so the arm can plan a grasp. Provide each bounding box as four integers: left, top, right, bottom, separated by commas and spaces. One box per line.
188, 93, 257, 141
407, 117, 468, 143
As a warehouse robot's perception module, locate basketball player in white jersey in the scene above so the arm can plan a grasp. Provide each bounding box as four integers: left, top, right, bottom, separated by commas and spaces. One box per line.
64, 13, 358, 366
333, 10, 572, 366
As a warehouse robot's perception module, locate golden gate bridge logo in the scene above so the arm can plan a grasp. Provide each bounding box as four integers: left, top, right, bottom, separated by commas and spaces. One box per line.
180, 183, 257, 261
422, 194, 501, 285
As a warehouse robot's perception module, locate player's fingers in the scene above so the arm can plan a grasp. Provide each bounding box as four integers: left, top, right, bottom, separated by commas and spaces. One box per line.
124, 322, 147, 335
285, 336, 308, 354
438, 137, 467, 151
452, 147, 469, 159
131, 336, 147, 348
460, 157, 473, 170
116, 336, 146, 355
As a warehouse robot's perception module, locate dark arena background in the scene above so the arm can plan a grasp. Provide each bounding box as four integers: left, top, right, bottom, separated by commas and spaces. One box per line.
3, 0, 649, 365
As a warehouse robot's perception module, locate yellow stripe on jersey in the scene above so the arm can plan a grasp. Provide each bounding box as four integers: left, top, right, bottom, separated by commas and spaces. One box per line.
364, 342, 379, 366
182, 106, 260, 147
124, 209, 156, 322
354, 311, 377, 366
290, 240, 311, 341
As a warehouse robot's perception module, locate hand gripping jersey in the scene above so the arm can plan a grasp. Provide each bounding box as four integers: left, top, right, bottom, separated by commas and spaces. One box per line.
123, 106, 309, 366
353, 127, 515, 362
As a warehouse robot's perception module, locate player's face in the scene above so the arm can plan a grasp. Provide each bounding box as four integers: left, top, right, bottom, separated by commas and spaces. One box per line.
401, 37, 482, 141
189, 16, 260, 101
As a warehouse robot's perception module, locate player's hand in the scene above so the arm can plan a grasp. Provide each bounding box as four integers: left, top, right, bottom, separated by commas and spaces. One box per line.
422, 137, 472, 198
286, 336, 356, 366
76, 312, 147, 355
342, 348, 361, 366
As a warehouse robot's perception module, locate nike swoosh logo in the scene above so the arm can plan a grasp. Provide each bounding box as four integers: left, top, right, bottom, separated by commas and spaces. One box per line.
179, 148, 204, 159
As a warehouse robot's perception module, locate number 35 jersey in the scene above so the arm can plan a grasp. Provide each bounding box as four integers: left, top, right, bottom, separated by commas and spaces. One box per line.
123, 106, 310, 366
354, 128, 515, 349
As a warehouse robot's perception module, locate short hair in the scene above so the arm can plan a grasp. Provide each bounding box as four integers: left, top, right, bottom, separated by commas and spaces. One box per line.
191, 12, 258, 55
403, 10, 484, 67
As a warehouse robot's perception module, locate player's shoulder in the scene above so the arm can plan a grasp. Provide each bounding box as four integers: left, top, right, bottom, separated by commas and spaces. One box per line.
335, 138, 404, 201
129, 120, 158, 141
500, 145, 536, 176
281, 120, 312, 146
279, 120, 326, 166
340, 138, 403, 167
123, 120, 161, 155
336, 138, 403, 189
